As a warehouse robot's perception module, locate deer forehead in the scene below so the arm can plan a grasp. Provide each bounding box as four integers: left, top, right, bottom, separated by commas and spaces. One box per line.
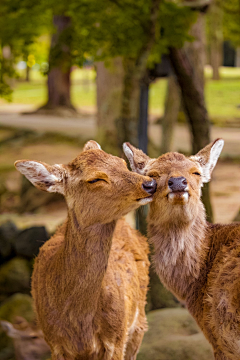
149, 155, 200, 176
69, 150, 127, 173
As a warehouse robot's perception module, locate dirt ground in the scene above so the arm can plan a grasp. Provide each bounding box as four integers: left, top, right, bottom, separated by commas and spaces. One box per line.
0, 108, 239, 231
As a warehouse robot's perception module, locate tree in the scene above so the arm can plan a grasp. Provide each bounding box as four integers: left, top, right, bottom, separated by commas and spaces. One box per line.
0, 0, 50, 100
207, 0, 223, 80
169, 9, 214, 222
161, 75, 181, 154
37, 15, 76, 115
222, 0, 240, 48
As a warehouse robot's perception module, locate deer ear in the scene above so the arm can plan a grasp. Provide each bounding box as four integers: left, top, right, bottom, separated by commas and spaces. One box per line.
83, 140, 101, 151
1, 321, 19, 338
15, 160, 65, 194
190, 138, 224, 183
123, 142, 151, 175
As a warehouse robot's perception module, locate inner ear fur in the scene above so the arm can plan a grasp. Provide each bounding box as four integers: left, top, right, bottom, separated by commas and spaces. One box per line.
190, 138, 224, 183
122, 142, 150, 174
83, 140, 101, 151
14, 160, 65, 194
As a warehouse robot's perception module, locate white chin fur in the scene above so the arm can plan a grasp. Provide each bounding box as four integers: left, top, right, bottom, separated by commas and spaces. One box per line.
168, 192, 189, 204
138, 197, 153, 205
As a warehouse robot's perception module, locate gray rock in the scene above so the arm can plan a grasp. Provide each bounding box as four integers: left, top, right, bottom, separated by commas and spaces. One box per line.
137, 308, 214, 360
0, 221, 19, 262
14, 226, 49, 259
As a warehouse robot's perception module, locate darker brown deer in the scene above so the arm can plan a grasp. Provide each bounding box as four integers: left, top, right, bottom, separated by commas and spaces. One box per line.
1, 318, 51, 360
15, 140, 156, 360
124, 139, 240, 360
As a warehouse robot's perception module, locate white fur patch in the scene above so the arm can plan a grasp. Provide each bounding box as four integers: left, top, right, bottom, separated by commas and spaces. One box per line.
104, 341, 115, 358
138, 196, 153, 205
128, 307, 139, 336
123, 143, 135, 171
168, 192, 189, 204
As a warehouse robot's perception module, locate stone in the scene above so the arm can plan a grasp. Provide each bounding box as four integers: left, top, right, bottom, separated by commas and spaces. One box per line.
14, 226, 49, 259
137, 308, 214, 360
0, 221, 19, 263
0, 258, 31, 295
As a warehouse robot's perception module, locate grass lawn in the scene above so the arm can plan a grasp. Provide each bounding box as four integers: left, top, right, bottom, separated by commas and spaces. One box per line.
0, 66, 240, 124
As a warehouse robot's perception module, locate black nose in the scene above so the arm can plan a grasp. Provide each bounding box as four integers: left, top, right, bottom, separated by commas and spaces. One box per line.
142, 179, 157, 195
168, 177, 187, 192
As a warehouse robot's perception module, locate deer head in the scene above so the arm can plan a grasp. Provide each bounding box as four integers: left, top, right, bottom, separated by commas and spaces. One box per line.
15, 141, 156, 226
1, 319, 50, 360
123, 139, 224, 224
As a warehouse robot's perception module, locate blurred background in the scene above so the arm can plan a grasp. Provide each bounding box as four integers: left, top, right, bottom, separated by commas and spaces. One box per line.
0, 0, 240, 359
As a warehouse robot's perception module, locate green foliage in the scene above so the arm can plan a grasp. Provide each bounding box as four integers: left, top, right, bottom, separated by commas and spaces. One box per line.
0, 0, 196, 99
68, 0, 195, 66
0, 0, 51, 98
222, 0, 240, 47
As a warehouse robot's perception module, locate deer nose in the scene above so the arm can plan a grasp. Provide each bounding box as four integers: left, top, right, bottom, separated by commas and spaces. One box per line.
142, 179, 157, 195
168, 177, 187, 192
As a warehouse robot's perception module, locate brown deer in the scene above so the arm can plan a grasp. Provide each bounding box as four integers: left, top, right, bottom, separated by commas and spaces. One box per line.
1, 318, 51, 360
15, 140, 156, 360
124, 139, 240, 360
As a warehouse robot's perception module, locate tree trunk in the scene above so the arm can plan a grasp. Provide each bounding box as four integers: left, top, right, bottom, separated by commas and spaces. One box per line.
209, 1, 223, 80
38, 15, 76, 114
161, 75, 181, 154
96, 58, 124, 155
169, 13, 213, 222
26, 65, 30, 82
236, 47, 240, 67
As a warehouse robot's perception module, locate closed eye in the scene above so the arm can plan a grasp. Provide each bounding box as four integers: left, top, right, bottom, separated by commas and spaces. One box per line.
193, 172, 201, 176
88, 178, 107, 184
148, 172, 160, 179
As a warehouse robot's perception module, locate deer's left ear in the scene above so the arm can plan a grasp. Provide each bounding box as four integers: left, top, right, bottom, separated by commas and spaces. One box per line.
83, 140, 101, 151
123, 142, 151, 175
15, 160, 66, 194
190, 138, 224, 183
1, 321, 19, 339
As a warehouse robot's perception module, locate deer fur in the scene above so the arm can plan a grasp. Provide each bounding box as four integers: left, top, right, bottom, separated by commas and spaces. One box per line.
1, 317, 51, 360
124, 139, 240, 360
14, 140, 154, 360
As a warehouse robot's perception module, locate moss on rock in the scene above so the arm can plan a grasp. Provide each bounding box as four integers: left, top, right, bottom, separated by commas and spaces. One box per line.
137, 308, 214, 360
0, 257, 31, 295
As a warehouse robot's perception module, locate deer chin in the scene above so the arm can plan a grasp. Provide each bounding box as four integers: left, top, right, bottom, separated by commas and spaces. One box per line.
167, 191, 189, 205
137, 196, 153, 205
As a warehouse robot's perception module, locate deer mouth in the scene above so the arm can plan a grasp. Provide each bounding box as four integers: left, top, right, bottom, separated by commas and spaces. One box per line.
167, 191, 189, 204
137, 196, 153, 205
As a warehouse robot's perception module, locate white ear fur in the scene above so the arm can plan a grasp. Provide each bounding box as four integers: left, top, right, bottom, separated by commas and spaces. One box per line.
15, 161, 65, 194
191, 139, 224, 183
83, 140, 101, 151
0, 321, 17, 338
122, 143, 135, 171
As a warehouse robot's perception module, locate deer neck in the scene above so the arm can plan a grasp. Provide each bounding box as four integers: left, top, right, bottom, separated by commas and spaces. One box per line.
56, 208, 117, 314
148, 202, 208, 301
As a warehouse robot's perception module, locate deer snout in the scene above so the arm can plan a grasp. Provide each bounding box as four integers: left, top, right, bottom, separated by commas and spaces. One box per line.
168, 177, 187, 192
142, 179, 157, 195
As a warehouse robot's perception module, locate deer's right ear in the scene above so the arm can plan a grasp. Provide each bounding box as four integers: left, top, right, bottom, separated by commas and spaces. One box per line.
190, 138, 224, 183
123, 142, 151, 175
15, 160, 66, 194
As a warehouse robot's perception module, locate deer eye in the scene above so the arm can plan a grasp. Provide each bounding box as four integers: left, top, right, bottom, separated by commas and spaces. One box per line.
148, 172, 160, 179
193, 172, 201, 176
88, 179, 106, 184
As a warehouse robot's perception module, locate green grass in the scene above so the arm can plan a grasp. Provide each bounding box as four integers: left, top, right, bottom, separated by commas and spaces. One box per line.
1, 67, 240, 124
